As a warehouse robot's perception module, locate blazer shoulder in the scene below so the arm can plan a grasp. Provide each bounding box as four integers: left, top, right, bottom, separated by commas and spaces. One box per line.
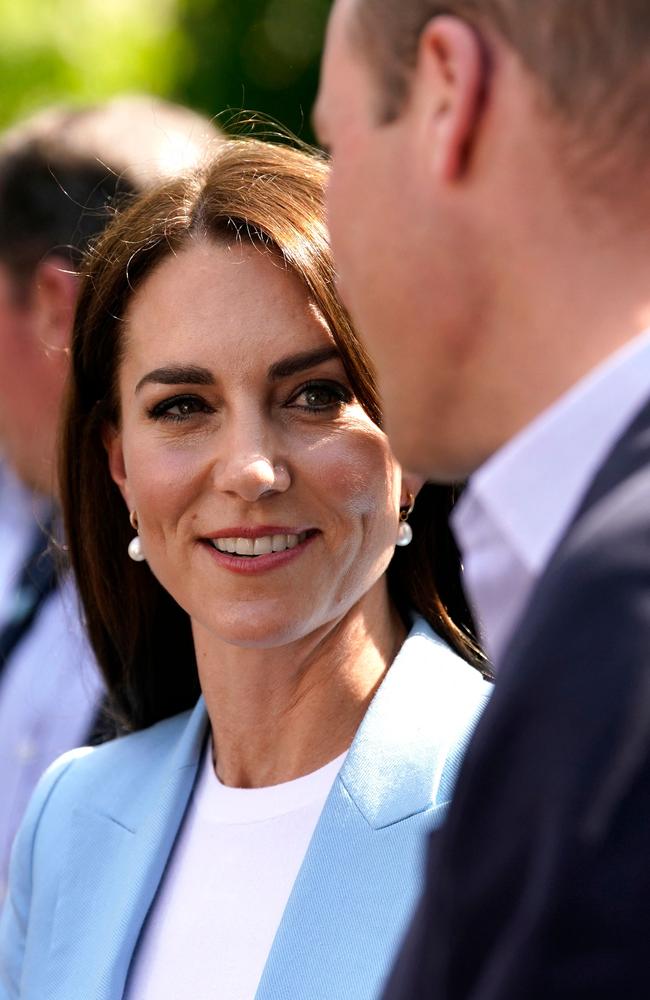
407, 619, 491, 717
21, 707, 197, 840
0, 707, 203, 998
340, 620, 491, 828
407, 626, 492, 806
0, 749, 87, 997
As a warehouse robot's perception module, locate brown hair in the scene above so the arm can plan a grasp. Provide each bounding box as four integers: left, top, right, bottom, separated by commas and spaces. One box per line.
353, 0, 650, 158
0, 95, 220, 294
60, 137, 485, 731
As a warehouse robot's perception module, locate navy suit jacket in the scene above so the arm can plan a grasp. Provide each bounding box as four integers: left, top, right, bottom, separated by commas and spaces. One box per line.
384, 397, 650, 999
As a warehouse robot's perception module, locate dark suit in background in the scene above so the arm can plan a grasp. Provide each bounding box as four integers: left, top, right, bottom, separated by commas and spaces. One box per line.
384, 396, 650, 998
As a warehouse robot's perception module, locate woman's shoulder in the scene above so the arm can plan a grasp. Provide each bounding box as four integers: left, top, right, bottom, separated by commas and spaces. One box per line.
23, 705, 202, 837
340, 619, 491, 828
0, 706, 205, 992
405, 616, 491, 701
401, 618, 491, 802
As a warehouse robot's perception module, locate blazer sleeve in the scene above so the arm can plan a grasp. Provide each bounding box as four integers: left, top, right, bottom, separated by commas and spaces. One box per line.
0, 751, 84, 999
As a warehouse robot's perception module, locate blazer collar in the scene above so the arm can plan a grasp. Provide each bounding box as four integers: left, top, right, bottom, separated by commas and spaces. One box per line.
497, 393, 650, 685
47, 699, 209, 1000
571, 393, 650, 520
339, 616, 486, 828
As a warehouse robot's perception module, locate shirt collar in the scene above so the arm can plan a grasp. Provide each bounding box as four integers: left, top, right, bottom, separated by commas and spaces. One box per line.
454, 326, 650, 579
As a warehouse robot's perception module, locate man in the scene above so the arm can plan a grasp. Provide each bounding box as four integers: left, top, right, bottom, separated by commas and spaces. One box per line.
316, 1, 650, 997
0, 96, 219, 899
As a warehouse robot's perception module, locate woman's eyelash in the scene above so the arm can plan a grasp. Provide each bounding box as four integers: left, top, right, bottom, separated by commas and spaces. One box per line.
147, 381, 354, 422
148, 394, 211, 422
289, 380, 354, 411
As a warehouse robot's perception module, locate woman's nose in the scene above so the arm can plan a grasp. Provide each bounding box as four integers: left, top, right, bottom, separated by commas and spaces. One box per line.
215, 453, 291, 503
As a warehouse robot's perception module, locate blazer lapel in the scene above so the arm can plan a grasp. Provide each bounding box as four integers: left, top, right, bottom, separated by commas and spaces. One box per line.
255, 622, 488, 1000
571, 393, 650, 517
46, 700, 209, 1000
498, 392, 650, 688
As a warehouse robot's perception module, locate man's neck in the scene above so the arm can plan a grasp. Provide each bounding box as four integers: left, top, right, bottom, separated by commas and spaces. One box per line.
455, 214, 650, 478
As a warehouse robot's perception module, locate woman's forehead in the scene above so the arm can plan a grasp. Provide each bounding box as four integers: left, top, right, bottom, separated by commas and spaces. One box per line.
120, 240, 338, 381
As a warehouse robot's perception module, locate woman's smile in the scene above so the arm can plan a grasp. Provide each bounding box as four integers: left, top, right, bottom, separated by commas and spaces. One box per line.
201, 527, 320, 574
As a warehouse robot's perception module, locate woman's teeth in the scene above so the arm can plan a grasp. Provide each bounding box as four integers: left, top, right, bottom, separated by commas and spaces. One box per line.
210, 532, 308, 556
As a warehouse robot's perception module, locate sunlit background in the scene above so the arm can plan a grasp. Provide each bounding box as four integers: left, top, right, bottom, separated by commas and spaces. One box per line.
0, 0, 330, 140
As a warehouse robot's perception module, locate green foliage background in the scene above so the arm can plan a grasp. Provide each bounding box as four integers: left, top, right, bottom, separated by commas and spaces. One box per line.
175, 0, 331, 140
0, 0, 330, 141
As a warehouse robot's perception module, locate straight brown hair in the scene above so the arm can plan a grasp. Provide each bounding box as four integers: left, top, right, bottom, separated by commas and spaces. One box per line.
60, 137, 485, 731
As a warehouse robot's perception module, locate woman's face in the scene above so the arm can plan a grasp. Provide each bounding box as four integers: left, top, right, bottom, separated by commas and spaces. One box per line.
107, 238, 408, 648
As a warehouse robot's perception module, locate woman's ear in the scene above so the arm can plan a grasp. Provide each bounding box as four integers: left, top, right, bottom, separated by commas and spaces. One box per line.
102, 422, 132, 510
400, 471, 426, 507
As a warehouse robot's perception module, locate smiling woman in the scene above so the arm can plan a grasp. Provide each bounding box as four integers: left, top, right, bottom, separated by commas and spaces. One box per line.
0, 139, 490, 1000
106, 234, 405, 664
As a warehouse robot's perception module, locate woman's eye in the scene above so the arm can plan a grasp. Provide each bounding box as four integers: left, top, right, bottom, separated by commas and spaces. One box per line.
148, 395, 211, 422
290, 381, 353, 412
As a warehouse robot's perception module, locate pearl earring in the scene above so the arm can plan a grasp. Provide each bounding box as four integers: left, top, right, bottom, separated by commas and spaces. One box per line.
396, 493, 415, 547
128, 511, 146, 562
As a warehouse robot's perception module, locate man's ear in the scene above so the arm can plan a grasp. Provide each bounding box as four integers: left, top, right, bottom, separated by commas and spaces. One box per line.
102, 422, 132, 511
413, 15, 488, 181
32, 256, 79, 352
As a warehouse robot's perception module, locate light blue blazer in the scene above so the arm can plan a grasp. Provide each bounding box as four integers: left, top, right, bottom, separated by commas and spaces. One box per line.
0, 619, 490, 1000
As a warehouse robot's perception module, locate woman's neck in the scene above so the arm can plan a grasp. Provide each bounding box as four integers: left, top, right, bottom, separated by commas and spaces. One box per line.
193, 582, 405, 788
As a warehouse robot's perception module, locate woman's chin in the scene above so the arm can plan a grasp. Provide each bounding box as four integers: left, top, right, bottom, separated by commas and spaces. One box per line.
194, 607, 318, 651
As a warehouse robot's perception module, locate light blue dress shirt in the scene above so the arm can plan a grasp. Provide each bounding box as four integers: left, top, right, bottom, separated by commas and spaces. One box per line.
0, 463, 103, 903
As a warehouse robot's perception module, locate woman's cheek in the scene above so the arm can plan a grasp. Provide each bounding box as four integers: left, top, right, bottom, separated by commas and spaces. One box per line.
308, 427, 397, 519
125, 436, 205, 534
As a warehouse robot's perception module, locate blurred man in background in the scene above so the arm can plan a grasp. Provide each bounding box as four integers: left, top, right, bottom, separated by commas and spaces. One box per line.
0, 95, 219, 899
317, 0, 650, 997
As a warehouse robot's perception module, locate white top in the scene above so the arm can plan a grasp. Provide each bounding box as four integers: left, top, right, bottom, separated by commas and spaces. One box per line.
125, 741, 347, 1000
452, 327, 650, 666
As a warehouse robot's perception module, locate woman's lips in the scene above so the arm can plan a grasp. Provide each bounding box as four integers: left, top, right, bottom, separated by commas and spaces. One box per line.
201, 529, 319, 573
209, 530, 309, 556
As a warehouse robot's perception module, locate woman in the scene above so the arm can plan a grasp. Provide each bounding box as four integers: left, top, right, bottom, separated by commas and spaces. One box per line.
0, 139, 490, 1000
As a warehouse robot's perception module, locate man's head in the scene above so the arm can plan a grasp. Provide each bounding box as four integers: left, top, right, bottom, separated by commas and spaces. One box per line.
0, 96, 219, 494
316, 1, 650, 479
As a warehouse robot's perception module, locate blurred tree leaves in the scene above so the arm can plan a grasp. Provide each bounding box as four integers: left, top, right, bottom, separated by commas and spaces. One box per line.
0, 0, 329, 140
0, 0, 183, 128
168, 0, 330, 140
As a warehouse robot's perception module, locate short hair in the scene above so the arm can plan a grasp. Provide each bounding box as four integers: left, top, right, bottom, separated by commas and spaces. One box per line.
60, 137, 485, 730
354, 1, 650, 162
0, 95, 220, 291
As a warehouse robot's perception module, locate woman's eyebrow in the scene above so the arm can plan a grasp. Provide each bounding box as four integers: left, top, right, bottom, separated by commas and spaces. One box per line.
134, 349, 340, 394
268, 346, 340, 380
135, 365, 215, 394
